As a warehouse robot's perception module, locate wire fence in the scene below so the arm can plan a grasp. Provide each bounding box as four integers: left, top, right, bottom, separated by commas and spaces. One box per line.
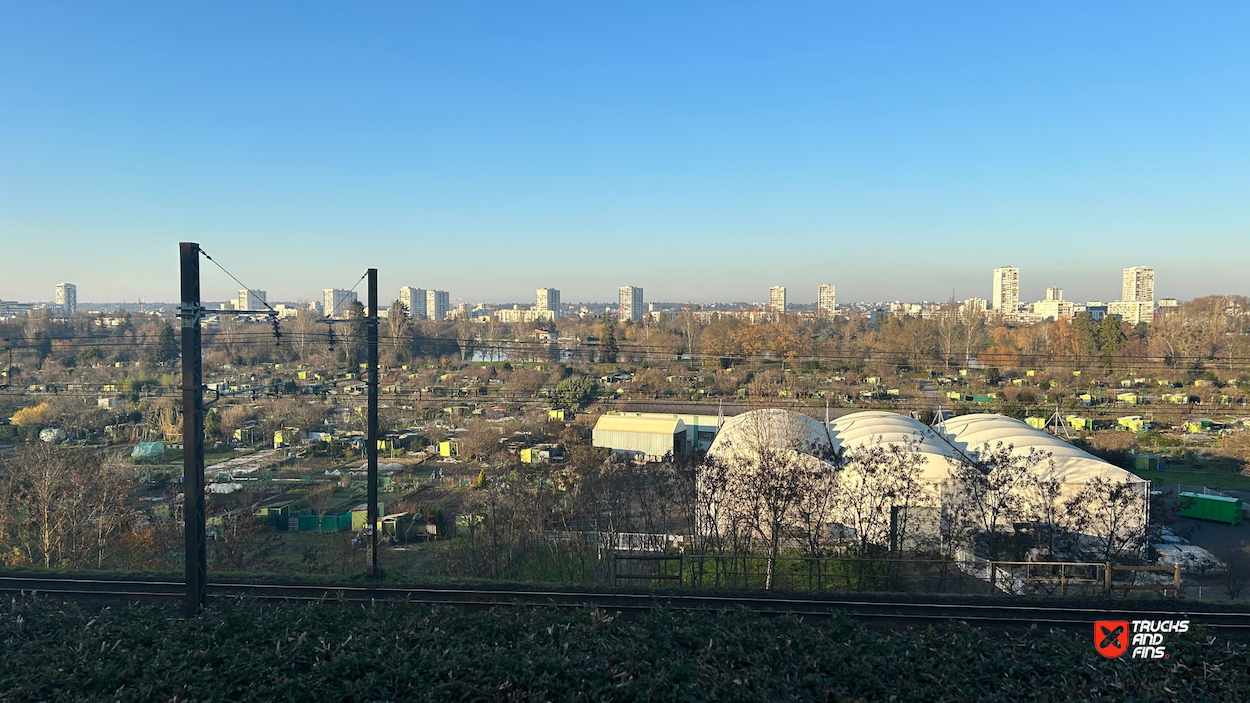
612, 553, 1183, 597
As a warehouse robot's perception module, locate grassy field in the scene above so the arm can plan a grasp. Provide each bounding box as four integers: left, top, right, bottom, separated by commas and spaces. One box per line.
1130, 458, 1250, 492
2, 598, 1245, 702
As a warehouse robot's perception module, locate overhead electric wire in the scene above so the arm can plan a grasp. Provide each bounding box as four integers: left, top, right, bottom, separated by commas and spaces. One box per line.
323, 271, 369, 319
198, 248, 280, 316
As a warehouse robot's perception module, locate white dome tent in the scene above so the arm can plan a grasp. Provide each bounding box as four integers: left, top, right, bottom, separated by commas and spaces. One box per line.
701, 408, 1148, 558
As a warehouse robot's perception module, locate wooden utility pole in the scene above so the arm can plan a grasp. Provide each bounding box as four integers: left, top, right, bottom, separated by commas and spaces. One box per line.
366, 268, 379, 576
179, 242, 207, 616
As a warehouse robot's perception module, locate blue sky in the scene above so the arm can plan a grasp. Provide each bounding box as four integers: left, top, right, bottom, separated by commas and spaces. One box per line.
1, 2, 1247, 305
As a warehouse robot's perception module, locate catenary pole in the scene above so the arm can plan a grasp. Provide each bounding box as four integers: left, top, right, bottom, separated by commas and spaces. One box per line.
179, 242, 207, 616
367, 268, 379, 576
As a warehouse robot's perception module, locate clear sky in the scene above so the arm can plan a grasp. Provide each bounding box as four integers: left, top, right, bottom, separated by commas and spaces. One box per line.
2, 2, 1248, 306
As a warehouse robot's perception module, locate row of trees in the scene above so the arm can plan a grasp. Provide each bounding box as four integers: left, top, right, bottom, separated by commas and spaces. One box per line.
0, 445, 176, 570
698, 412, 1149, 589
5, 297, 1248, 406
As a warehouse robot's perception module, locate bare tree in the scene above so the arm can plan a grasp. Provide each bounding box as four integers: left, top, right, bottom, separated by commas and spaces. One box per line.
713, 410, 825, 588
791, 444, 846, 559
0, 445, 132, 569
289, 305, 320, 360
1066, 476, 1148, 563
304, 484, 337, 534
947, 443, 1052, 561
938, 294, 959, 366
962, 303, 987, 365
830, 434, 928, 556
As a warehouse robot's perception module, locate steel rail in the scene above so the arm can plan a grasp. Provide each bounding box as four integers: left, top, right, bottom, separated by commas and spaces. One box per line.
3, 575, 1248, 631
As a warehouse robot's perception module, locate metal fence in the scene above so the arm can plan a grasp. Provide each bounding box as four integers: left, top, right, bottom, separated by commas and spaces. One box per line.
612, 553, 1183, 597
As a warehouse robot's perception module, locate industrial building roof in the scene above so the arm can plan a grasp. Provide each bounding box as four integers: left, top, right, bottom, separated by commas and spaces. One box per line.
827, 410, 966, 483
593, 415, 685, 435
707, 408, 1142, 488
939, 413, 1143, 485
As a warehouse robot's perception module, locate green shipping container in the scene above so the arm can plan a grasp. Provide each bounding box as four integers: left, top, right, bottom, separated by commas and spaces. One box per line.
297, 513, 352, 532
1178, 492, 1242, 525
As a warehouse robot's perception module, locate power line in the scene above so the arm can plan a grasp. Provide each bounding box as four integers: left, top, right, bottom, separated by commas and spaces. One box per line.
325, 271, 369, 319
199, 248, 280, 316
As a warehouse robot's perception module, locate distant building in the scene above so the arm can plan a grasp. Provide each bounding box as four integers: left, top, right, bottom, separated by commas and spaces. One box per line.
818, 284, 836, 317
55, 283, 77, 315
426, 290, 450, 321
618, 286, 643, 321
1109, 266, 1156, 325
592, 414, 690, 462
496, 305, 554, 324
1108, 300, 1153, 325
963, 297, 988, 315
235, 289, 267, 311
1034, 288, 1074, 321
399, 287, 426, 318
323, 288, 357, 318
0, 300, 34, 317
1122, 266, 1155, 303
769, 286, 786, 313
1157, 298, 1180, 318
1083, 302, 1109, 322
536, 288, 561, 318
991, 267, 1020, 313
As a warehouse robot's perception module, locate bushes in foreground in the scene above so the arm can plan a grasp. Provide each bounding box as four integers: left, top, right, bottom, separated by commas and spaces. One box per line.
0, 598, 1246, 702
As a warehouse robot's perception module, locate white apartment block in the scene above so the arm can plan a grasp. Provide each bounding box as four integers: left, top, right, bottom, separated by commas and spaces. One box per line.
536, 288, 561, 318
55, 283, 77, 315
323, 288, 357, 318
1122, 266, 1155, 303
426, 290, 450, 321
1034, 298, 1073, 321
818, 284, 836, 317
618, 286, 643, 321
769, 286, 786, 313
991, 267, 1020, 313
235, 289, 267, 311
399, 287, 427, 318
496, 305, 556, 324
1108, 301, 1153, 326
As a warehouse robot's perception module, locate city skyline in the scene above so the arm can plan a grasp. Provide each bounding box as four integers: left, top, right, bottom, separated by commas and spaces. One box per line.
2, 4, 1248, 303
6, 263, 1186, 312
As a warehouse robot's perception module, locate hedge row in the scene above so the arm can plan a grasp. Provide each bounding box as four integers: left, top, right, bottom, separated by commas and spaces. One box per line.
1, 598, 1245, 702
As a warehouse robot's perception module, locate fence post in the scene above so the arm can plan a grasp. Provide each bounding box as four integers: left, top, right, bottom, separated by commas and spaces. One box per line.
1173, 563, 1181, 596
1104, 562, 1113, 596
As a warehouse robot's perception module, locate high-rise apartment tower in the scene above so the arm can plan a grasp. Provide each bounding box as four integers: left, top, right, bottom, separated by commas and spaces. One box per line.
1122, 267, 1155, 303
399, 287, 427, 318
236, 289, 267, 311
536, 288, 561, 318
618, 286, 643, 321
769, 286, 787, 313
818, 284, 836, 317
991, 267, 1020, 313
55, 283, 77, 315
426, 290, 450, 321
323, 288, 357, 318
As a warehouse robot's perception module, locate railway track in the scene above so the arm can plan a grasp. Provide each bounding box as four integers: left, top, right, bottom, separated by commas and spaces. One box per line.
3, 575, 1249, 634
